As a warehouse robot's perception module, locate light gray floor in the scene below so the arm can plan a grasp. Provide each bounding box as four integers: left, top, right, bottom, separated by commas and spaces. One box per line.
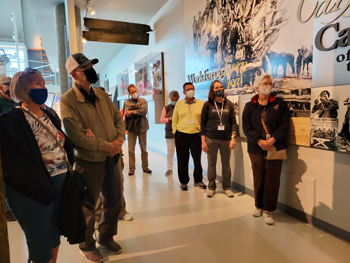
7, 145, 350, 263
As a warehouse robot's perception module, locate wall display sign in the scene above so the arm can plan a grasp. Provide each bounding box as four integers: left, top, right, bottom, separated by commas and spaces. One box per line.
306, 0, 350, 87
185, 0, 350, 154
185, 0, 315, 98
116, 69, 129, 96
335, 85, 350, 152
116, 53, 164, 99
310, 86, 339, 150
227, 95, 240, 135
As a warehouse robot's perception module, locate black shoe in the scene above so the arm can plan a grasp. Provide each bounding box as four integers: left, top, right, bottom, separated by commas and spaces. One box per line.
194, 181, 207, 189
128, 170, 134, 176
181, 184, 188, 191
98, 240, 122, 255
143, 168, 152, 173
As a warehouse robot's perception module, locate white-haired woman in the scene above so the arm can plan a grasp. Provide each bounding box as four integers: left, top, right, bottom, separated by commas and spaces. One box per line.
242, 74, 289, 225
0, 68, 74, 263
160, 90, 180, 176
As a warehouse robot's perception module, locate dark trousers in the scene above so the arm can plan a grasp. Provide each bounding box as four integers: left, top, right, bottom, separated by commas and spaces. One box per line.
175, 131, 203, 184
249, 153, 283, 212
75, 158, 122, 251
206, 137, 231, 190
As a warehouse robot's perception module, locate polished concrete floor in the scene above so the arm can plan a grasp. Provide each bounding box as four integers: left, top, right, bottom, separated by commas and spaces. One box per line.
7, 146, 350, 263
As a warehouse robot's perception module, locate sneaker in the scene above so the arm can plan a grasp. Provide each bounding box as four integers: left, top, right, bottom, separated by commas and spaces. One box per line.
6, 211, 16, 221
253, 208, 263, 217
80, 249, 103, 263
206, 190, 215, 198
143, 168, 152, 173
120, 212, 133, 221
223, 189, 234, 198
263, 211, 274, 225
128, 170, 134, 176
165, 170, 173, 176
194, 181, 206, 189
98, 240, 122, 255
180, 184, 188, 191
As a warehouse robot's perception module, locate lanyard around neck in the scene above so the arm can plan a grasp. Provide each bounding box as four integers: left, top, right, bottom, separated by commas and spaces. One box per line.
214, 101, 224, 125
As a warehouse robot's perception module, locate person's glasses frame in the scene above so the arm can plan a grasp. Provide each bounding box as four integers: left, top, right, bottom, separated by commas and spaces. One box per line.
18, 68, 39, 79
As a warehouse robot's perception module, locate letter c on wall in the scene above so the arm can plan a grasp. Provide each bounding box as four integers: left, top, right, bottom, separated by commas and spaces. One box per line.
315, 23, 339, 51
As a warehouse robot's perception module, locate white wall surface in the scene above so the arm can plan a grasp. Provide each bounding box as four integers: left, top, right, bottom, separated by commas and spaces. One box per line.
99, 0, 350, 235
99, 0, 187, 156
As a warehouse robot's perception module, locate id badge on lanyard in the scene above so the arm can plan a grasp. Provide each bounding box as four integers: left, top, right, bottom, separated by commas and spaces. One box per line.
214, 101, 225, 131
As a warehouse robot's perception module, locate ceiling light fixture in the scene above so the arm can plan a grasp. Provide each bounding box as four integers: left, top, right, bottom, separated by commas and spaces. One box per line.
86, 0, 95, 16
82, 38, 87, 45
88, 6, 95, 16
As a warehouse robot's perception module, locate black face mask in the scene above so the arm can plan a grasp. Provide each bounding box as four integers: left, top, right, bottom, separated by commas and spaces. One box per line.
4, 89, 11, 96
214, 89, 224, 97
83, 67, 99, 84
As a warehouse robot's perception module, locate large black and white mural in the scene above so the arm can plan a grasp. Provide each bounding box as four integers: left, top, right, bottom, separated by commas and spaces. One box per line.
185, 0, 350, 153
185, 0, 315, 97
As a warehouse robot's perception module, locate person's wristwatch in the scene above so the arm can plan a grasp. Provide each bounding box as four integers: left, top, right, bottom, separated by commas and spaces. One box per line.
231, 133, 236, 139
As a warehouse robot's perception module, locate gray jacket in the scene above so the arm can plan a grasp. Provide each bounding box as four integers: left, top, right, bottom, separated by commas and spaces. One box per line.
124, 97, 149, 133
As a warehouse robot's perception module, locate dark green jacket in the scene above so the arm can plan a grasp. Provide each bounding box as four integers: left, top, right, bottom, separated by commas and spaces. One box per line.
0, 95, 14, 114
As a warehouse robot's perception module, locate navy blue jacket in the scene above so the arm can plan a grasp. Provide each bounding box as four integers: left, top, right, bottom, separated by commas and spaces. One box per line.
0, 107, 74, 206
242, 94, 289, 154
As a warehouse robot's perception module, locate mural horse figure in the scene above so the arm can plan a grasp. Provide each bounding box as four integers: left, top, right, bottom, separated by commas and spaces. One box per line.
266, 51, 295, 77
300, 45, 313, 76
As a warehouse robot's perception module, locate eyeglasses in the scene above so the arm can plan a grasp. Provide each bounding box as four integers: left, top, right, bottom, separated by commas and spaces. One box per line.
260, 83, 273, 87
18, 68, 38, 79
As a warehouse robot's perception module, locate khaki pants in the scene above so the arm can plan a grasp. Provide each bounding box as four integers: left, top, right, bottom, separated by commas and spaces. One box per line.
128, 131, 149, 171
166, 138, 175, 171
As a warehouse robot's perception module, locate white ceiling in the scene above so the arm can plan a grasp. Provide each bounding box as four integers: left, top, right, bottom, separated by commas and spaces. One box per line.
28, 0, 169, 73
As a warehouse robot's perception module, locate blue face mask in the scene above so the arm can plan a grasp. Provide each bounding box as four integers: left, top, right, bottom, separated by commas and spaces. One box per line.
170, 101, 177, 106
29, 89, 48, 105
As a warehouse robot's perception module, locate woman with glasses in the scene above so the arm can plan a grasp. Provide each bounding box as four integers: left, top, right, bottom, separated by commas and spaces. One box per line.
201, 80, 238, 198
242, 74, 289, 225
0, 68, 74, 263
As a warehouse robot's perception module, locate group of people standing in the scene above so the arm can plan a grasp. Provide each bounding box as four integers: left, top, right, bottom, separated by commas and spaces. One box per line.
160, 73, 289, 225
0, 51, 289, 263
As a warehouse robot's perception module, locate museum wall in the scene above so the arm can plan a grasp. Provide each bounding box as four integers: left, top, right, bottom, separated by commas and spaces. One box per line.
100, 0, 350, 237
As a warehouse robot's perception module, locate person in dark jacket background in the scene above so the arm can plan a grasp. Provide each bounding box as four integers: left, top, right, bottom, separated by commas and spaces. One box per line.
160, 90, 180, 176
0, 68, 74, 263
242, 74, 289, 225
201, 80, 238, 198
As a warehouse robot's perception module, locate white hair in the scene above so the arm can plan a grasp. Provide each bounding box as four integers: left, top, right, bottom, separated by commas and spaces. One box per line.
253, 74, 273, 89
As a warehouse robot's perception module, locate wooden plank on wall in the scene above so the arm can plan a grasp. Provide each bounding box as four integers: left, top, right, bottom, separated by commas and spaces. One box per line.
84, 18, 152, 34
83, 30, 149, 45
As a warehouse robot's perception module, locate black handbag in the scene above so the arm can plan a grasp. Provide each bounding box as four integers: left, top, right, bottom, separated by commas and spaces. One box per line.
18, 107, 95, 211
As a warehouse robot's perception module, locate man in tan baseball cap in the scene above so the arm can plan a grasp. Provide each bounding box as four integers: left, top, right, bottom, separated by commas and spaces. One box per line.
0, 74, 14, 114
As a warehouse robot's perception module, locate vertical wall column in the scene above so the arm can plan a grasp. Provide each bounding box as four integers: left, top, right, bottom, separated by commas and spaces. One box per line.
54, 2, 82, 94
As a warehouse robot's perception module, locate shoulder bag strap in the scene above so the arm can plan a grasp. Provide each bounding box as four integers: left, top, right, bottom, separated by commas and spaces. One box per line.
17, 106, 73, 170
261, 117, 270, 136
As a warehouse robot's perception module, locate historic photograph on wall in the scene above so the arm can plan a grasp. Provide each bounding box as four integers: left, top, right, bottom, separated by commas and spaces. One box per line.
335, 86, 350, 153
227, 95, 240, 134
310, 87, 339, 151
184, 0, 315, 98
116, 69, 129, 96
